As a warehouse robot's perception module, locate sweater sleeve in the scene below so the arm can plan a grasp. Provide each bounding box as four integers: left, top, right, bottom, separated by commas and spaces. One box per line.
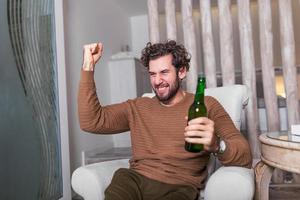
78, 70, 130, 134
206, 96, 252, 168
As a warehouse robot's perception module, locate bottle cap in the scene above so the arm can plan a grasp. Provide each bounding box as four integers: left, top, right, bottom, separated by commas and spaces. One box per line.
198, 73, 205, 78
198, 74, 206, 83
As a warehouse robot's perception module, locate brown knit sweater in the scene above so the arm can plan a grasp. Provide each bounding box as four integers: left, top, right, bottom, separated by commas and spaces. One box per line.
78, 71, 252, 190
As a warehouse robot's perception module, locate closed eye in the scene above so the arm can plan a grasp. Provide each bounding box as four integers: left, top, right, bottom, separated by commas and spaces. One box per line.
149, 72, 156, 77
161, 69, 169, 75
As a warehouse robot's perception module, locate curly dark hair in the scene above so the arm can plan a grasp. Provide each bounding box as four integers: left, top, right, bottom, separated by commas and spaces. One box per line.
140, 40, 191, 71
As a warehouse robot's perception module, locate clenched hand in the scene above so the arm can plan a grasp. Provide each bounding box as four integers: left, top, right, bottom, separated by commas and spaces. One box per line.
82, 43, 103, 71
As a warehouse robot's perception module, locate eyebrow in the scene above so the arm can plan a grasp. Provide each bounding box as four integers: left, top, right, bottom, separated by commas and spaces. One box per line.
161, 69, 170, 73
148, 69, 170, 74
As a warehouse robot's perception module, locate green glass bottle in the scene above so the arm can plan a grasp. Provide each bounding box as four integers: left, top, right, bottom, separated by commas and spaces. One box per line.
185, 75, 207, 153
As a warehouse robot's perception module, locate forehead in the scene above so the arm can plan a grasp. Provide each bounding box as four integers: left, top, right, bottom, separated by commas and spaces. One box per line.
148, 54, 174, 72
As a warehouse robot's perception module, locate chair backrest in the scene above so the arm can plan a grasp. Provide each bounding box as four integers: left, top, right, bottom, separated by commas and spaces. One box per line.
205, 85, 249, 130
142, 84, 249, 130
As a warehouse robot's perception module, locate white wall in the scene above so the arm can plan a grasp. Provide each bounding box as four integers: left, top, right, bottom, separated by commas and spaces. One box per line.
130, 15, 149, 57
63, 0, 132, 171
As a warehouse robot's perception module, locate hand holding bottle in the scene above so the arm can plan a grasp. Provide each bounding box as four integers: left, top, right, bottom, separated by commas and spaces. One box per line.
82, 43, 103, 71
184, 117, 219, 152
184, 75, 219, 153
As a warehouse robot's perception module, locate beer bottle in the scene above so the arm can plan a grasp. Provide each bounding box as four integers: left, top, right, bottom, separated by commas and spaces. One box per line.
185, 75, 207, 152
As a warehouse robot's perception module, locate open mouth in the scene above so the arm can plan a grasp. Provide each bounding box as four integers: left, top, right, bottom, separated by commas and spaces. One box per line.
156, 84, 169, 94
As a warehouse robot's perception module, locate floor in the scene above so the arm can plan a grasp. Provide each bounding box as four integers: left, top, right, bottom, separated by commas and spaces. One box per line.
72, 185, 300, 199
269, 185, 300, 200
72, 193, 83, 200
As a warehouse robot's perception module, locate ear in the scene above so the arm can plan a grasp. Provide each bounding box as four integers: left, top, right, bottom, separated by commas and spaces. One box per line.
178, 67, 187, 80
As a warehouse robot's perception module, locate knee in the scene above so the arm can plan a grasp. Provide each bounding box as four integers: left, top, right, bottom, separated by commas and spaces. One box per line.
204, 166, 254, 200
104, 168, 142, 200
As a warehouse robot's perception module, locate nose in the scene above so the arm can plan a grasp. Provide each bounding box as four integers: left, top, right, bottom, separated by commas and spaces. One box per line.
153, 74, 162, 86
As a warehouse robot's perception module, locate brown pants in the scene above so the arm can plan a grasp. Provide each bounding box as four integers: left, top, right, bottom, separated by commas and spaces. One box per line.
104, 168, 198, 200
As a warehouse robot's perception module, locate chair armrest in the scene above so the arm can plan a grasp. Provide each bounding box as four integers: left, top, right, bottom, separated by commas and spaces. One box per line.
71, 159, 129, 200
204, 166, 255, 200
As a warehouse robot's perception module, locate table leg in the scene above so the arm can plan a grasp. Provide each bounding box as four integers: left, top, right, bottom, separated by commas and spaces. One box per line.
254, 161, 274, 200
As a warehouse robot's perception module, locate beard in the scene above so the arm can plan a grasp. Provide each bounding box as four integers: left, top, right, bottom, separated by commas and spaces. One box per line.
153, 76, 180, 104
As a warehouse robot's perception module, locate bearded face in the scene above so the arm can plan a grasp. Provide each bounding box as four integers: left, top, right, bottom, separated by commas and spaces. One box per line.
148, 54, 186, 106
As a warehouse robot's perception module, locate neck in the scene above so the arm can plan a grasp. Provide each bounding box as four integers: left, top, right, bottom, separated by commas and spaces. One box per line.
194, 90, 204, 103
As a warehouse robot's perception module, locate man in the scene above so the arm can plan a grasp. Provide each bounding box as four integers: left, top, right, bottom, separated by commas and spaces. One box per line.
78, 40, 252, 200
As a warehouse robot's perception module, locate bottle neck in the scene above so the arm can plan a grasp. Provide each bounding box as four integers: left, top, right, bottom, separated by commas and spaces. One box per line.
194, 77, 205, 103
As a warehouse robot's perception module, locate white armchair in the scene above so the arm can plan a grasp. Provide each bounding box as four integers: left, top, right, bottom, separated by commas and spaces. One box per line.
72, 85, 255, 200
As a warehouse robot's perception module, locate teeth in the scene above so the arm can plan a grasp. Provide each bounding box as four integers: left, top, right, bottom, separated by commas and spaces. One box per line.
155, 84, 168, 93
158, 85, 167, 89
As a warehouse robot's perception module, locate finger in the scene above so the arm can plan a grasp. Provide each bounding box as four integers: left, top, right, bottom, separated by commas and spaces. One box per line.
184, 137, 210, 145
185, 124, 214, 132
184, 130, 212, 138
84, 44, 94, 50
184, 130, 200, 137
83, 45, 93, 58
185, 134, 214, 146
82, 44, 96, 70
188, 117, 213, 126
188, 117, 209, 124
83, 44, 90, 52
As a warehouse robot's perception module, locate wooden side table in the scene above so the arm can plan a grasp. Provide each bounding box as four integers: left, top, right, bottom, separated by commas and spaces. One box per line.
255, 132, 300, 200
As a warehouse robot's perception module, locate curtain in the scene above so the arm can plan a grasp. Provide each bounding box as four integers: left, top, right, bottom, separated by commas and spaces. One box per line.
7, 0, 62, 199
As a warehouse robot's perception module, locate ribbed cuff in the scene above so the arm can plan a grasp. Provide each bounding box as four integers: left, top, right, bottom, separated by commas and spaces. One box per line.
80, 70, 95, 83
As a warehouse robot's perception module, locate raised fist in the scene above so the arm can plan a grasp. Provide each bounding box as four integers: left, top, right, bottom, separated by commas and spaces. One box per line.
82, 43, 103, 71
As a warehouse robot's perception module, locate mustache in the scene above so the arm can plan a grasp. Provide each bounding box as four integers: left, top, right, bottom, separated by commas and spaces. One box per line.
155, 83, 169, 89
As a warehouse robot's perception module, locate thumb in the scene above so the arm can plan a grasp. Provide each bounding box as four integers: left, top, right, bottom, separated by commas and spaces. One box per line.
93, 43, 103, 63
90, 43, 99, 54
